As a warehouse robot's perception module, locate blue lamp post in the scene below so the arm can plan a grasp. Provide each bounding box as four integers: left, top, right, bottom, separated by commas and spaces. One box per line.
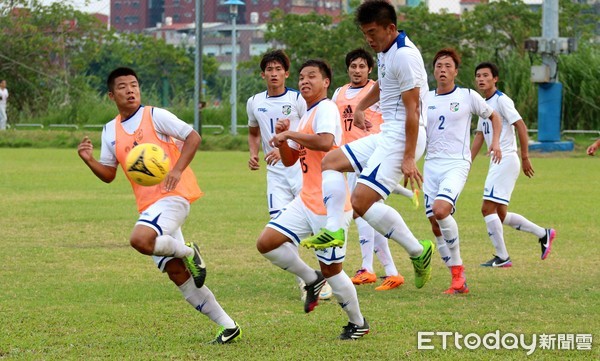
224, 0, 245, 135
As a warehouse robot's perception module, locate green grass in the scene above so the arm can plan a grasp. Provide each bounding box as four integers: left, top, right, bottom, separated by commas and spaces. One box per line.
0, 149, 598, 360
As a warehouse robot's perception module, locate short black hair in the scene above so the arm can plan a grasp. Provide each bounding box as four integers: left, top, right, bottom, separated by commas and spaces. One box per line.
475, 62, 499, 78
260, 50, 291, 72
299, 59, 333, 87
355, 0, 397, 28
107, 67, 139, 92
345, 48, 375, 70
433, 48, 461, 69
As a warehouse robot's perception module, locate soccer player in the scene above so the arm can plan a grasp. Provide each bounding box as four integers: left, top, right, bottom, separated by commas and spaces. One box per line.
332, 48, 408, 291
256, 59, 369, 340
77, 67, 241, 344
246, 50, 318, 299
424, 49, 502, 294
587, 139, 600, 156
471, 62, 556, 266
0, 79, 8, 130
300, 0, 435, 290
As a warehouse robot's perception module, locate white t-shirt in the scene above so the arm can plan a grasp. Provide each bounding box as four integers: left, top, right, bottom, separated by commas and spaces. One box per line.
289, 99, 342, 150
377, 31, 429, 134
247, 88, 307, 172
476, 90, 521, 154
425, 86, 494, 161
99, 105, 193, 168
0, 88, 8, 108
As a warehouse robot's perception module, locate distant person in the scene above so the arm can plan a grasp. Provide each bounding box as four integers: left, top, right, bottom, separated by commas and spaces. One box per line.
257, 59, 369, 340
77, 67, 241, 344
587, 139, 600, 156
0, 79, 8, 130
332, 48, 412, 291
471, 62, 556, 267
424, 49, 502, 294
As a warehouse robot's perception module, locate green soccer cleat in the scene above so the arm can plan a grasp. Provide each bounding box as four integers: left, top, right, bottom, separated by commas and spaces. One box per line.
300, 228, 345, 250
410, 239, 435, 289
209, 323, 242, 344
183, 241, 207, 288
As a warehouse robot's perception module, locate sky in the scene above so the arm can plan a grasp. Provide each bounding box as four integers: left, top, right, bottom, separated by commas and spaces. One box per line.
40, 0, 110, 16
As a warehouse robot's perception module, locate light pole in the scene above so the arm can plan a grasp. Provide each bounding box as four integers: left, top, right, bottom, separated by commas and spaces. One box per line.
224, 0, 245, 135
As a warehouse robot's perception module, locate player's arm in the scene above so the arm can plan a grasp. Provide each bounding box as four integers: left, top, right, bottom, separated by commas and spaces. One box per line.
400, 87, 423, 191
471, 131, 484, 162
587, 139, 600, 156
270, 119, 299, 166
77, 136, 117, 183
354, 82, 380, 130
488, 111, 503, 164
513, 119, 534, 177
248, 126, 261, 170
164, 130, 201, 192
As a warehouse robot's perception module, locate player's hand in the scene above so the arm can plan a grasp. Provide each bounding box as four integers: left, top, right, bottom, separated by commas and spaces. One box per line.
401, 157, 423, 191
270, 132, 288, 148
522, 157, 534, 178
77, 136, 94, 162
275, 118, 290, 134
248, 155, 260, 170
163, 168, 182, 192
353, 109, 366, 130
265, 149, 281, 166
488, 143, 502, 164
587, 143, 598, 156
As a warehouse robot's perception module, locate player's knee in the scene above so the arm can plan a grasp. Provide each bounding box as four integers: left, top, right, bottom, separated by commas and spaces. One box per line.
165, 259, 190, 286
129, 235, 154, 255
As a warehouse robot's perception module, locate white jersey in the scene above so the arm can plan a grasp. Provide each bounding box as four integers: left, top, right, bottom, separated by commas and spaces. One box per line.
247, 88, 307, 175
377, 31, 429, 134
476, 90, 520, 155
0, 88, 7, 108
425, 86, 494, 161
99, 105, 193, 168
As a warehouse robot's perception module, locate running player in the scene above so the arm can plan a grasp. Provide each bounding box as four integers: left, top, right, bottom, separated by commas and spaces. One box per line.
77, 67, 241, 344
471, 62, 556, 267
424, 49, 502, 294
301, 0, 435, 289
257, 59, 369, 340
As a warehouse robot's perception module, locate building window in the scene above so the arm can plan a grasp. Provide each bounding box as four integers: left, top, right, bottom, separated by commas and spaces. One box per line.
185, 12, 192, 18
114, 2, 121, 10
173, 0, 180, 7
132, 1, 140, 8
173, 14, 180, 22
114, 16, 120, 23
124, 16, 140, 24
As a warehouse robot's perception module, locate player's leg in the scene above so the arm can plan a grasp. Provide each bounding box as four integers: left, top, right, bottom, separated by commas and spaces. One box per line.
314, 211, 368, 340
503, 212, 556, 260
302, 135, 377, 249
165, 258, 241, 344
481, 201, 512, 267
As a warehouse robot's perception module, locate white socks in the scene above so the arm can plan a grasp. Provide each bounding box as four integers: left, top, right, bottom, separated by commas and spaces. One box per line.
435, 235, 451, 266
327, 271, 364, 325
437, 215, 462, 266
262, 242, 317, 284
392, 184, 414, 198
356, 217, 375, 272
373, 233, 398, 276
503, 212, 546, 238
322, 170, 347, 231
179, 277, 236, 328
153, 235, 193, 258
362, 202, 423, 257
485, 213, 509, 259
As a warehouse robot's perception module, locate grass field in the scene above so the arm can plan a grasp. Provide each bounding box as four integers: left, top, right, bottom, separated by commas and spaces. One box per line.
0, 148, 598, 360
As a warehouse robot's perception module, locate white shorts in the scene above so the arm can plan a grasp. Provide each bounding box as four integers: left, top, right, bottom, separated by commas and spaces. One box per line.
342, 126, 426, 199
266, 165, 302, 218
423, 159, 470, 218
483, 152, 520, 205
136, 196, 190, 272
347, 172, 358, 193
266, 197, 352, 265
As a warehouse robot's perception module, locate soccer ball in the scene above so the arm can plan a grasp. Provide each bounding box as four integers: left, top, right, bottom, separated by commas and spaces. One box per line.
125, 143, 170, 186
